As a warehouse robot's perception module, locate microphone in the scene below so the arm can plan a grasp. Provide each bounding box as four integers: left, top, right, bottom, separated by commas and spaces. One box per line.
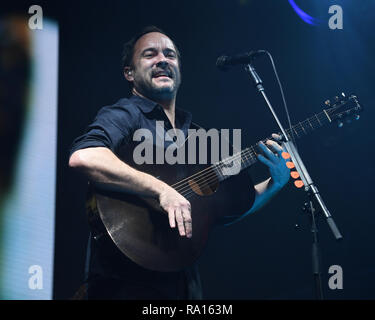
216, 50, 266, 71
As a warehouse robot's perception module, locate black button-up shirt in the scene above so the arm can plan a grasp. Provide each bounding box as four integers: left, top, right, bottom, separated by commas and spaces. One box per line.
70, 95, 202, 299
70, 95, 194, 157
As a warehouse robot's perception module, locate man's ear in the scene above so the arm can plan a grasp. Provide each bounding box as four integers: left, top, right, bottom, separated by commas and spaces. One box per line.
124, 67, 134, 81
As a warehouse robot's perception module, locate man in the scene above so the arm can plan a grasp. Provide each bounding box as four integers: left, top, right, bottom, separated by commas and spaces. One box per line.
69, 26, 290, 299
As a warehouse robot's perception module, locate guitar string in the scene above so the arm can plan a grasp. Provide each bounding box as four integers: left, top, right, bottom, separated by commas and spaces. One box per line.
178, 149, 256, 199
174, 109, 330, 191
172, 111, 332, 199
171, 106, 344, 199
181, 103, 353, 199
173, 149, 254, 195
171, 111, 329, 197
170, 109, 330, 193
178, 104, 354, 199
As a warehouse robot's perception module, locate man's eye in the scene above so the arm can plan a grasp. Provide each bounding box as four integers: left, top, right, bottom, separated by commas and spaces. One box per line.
143, 51, 155, 58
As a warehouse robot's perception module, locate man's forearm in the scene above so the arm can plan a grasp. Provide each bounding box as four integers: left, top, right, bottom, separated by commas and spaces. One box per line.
69, 147, 168, 198
223, 177, 284, 226
248, 177, 283, 214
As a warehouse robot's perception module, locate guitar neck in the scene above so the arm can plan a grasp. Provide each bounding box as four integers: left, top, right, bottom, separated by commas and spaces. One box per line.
214, 109, 333, 181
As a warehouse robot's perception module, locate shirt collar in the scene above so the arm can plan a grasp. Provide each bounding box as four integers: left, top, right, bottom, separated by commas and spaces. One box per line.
129, 94, 192, 130
129, 94, 158, 113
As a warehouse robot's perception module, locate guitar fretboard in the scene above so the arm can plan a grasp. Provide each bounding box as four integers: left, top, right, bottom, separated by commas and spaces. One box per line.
213, 108, 334, 181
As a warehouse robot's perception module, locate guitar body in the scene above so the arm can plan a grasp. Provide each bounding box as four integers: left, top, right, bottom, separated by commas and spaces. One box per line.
89, 143, 255, 272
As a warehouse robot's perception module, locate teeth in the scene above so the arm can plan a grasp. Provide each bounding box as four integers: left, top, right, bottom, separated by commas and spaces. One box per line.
154, 71, 170, 78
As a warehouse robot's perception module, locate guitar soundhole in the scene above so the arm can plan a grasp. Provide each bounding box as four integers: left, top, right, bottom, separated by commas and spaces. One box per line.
188, 168, 219, 196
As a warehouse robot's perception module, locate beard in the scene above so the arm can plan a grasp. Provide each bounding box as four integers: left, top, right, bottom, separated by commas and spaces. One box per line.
133, 67, 181, 102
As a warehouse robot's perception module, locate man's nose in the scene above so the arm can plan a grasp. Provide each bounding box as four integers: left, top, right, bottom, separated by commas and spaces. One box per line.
156, 60, 169, 69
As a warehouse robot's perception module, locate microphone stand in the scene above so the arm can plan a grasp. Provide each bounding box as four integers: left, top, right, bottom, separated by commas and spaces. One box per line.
244, 63, 343, 300
303, 197, 324, 299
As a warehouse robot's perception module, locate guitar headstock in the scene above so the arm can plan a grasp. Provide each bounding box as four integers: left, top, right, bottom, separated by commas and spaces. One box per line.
323, 93, 363, 127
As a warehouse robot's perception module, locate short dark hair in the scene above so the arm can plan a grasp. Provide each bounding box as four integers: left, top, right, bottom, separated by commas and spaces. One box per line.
121, 25, 181, 71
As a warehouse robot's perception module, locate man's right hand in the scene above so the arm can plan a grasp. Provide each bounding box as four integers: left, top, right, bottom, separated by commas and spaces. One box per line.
69, 147, 193, 238
159, 186, 192, 238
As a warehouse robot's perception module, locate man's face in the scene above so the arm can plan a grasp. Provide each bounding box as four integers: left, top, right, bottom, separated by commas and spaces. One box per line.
129, 32, 181, 101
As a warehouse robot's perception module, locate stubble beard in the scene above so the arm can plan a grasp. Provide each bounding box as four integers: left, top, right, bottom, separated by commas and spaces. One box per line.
134, 69, 181, 102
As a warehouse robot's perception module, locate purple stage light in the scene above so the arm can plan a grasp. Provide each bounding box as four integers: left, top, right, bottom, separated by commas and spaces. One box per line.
288, 0, 319, 26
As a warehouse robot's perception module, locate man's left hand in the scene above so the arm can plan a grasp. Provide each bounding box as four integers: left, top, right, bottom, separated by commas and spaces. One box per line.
257, 133, 290, 190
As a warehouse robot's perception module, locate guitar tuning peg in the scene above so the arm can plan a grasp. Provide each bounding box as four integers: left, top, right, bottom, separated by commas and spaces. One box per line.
354, 114, 360, 120
338, 121, 344, 128
341, 92, 346, 97
324, 99, 331, 106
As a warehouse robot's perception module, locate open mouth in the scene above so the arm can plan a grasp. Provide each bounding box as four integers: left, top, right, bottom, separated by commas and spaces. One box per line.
152, 70, 173, 79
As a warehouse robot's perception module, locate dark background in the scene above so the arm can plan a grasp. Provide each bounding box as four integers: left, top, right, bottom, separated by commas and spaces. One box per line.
3, 0, 374, 299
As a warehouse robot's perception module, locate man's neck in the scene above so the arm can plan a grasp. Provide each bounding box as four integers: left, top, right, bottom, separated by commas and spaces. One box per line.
133, 89, 176, 128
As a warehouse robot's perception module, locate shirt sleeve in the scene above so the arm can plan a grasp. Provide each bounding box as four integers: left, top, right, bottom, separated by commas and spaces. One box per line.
69, 103, 138, 157
214, 169, 256, 226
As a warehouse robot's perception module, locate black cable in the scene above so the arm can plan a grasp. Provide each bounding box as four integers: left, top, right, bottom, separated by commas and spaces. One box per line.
263, 50, 297, 147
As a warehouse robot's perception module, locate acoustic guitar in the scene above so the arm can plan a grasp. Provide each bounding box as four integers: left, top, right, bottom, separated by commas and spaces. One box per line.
86, 93, 362, 272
